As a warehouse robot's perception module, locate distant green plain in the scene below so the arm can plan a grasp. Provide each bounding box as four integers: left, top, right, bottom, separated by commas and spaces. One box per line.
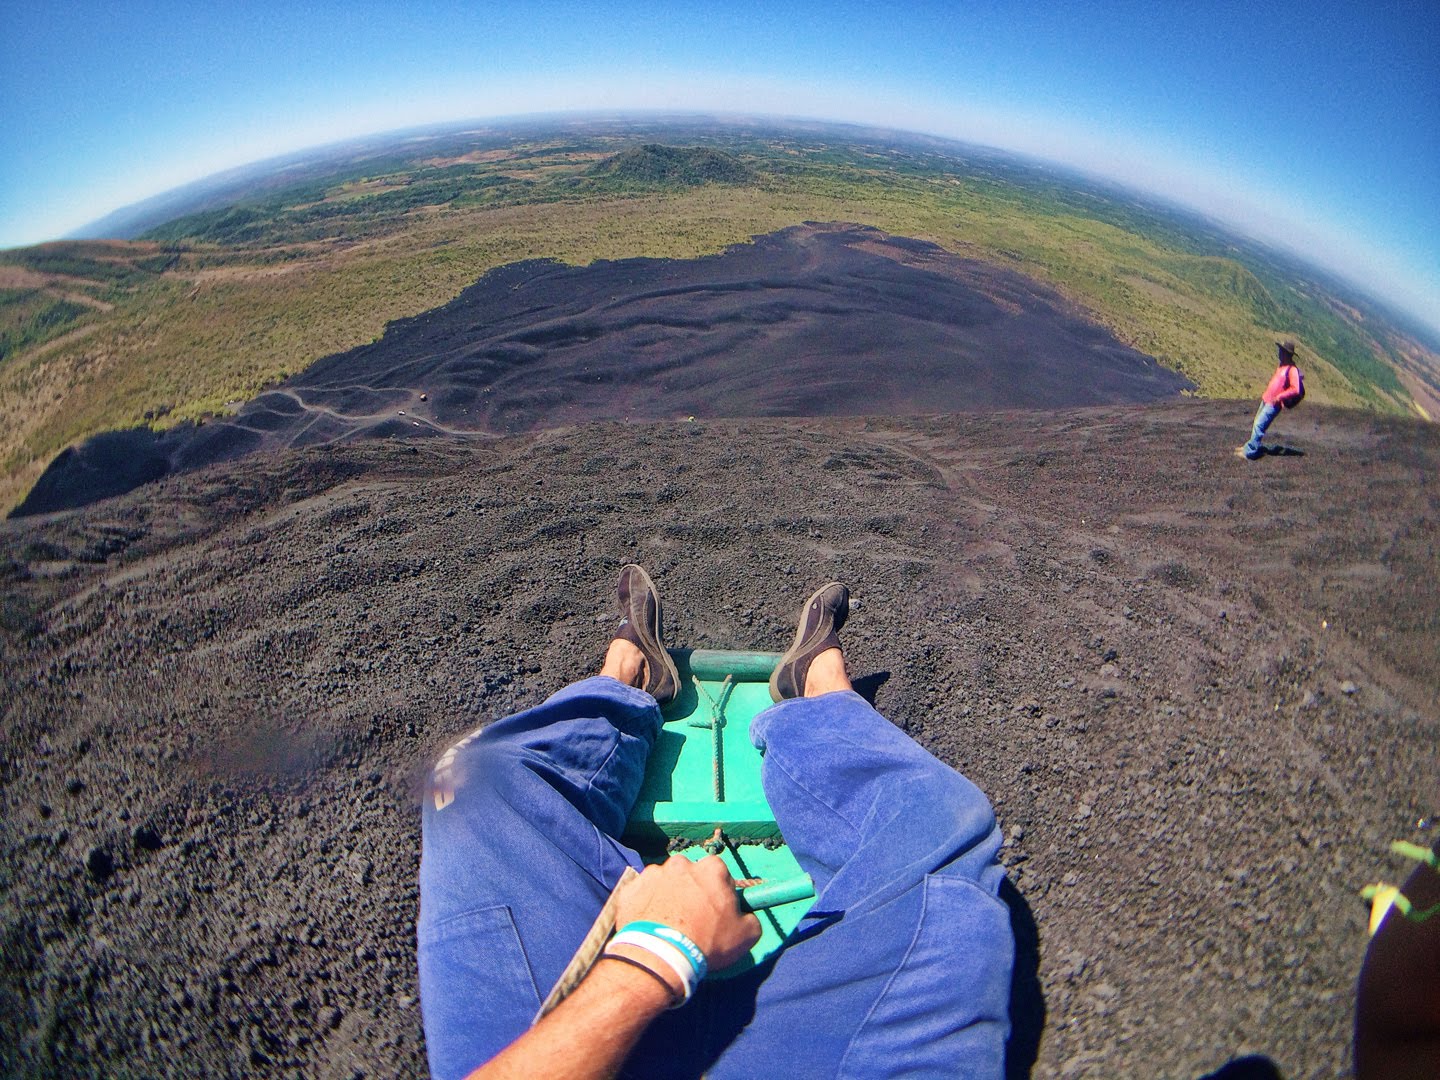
2, 121, 1436, 514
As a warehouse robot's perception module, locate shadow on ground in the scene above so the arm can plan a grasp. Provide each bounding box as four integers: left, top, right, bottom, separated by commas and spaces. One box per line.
1002, 879, 1045, 1079
1200, 1054, 1285, 1079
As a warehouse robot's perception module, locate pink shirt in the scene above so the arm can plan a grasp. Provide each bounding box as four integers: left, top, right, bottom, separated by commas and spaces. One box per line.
1263, 364, 1304, 408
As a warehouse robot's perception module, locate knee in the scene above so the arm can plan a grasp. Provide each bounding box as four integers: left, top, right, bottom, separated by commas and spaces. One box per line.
427, 727, 531, 814
898, 769, 999, 851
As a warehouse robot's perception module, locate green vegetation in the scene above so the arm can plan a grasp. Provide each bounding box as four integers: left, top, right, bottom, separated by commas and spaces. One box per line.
0, 243, 181, 368
1, 120, 1435, 513
586, 144, 754, 188
0, 294, 92, 361
144, 169, 539, 245
2, 247, 172, 285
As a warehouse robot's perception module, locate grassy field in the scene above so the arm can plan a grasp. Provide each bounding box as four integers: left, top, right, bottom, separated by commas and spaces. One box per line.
2, 122, 1436, 513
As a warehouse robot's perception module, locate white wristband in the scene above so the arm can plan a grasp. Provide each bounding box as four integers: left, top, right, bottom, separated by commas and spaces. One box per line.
607, 930, 698, 1002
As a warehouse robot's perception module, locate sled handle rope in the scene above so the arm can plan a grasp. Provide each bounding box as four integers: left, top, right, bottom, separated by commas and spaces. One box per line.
687, 674, 734, 801
1361, 840, 1440, 935
535, 866, 641, 1022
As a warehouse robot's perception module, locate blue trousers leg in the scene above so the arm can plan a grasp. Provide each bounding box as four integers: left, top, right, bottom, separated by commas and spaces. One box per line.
707, 691, 1013, 1079
418, 677, 750, 1080
1244, 402, 1279, 456
417, 676, 660, 1080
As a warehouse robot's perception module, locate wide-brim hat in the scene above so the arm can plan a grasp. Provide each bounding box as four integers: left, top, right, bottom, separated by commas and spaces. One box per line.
1277, 339, 1297, 356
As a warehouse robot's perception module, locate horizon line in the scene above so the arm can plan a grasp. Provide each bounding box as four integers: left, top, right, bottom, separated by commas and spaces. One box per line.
11, 107, 1440, 345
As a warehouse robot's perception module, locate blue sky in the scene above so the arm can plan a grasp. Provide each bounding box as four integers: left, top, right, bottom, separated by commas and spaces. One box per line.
2, 1, 1436, 334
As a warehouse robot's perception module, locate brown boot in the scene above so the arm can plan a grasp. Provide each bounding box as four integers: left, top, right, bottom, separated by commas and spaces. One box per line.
614, 564, 680, 706
769, 582, 849, 702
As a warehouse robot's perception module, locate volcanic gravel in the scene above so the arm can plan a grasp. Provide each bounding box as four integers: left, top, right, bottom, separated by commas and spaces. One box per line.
12, 223, 1190, 517
2, 400, 1437, 1079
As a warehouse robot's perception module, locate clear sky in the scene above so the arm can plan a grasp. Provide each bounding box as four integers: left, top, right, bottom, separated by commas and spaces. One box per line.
2, 1, 1436, 334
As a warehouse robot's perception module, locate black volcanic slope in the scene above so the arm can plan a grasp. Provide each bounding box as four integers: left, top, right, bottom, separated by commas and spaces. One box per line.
12, 223, 1191, 517
1, 401, 1436, 1077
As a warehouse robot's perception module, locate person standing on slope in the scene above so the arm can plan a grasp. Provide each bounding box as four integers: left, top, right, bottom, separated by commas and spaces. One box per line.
1236, 339, 1305, 459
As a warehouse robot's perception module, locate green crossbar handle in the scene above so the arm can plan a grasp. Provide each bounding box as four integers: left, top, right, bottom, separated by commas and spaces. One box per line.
1391, 840, 1440, 870
739, 873, 815, 912
680, 649, 783, 681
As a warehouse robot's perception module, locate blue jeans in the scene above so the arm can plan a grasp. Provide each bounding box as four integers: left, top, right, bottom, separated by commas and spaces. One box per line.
418, 677, 1013, 1079
1244, 402, 1280, 457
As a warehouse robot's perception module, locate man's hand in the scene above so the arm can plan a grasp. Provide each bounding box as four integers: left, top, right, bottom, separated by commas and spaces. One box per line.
615, 854, 762, 971
465, 855, 762, 1080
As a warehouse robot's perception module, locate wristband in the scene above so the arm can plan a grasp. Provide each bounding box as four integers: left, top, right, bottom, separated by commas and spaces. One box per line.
608, 930, 698, 1004
616, 920, 709, 981
599, 952, 684, 1007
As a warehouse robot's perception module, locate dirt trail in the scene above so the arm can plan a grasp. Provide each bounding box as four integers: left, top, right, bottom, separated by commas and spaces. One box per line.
1, 399, 1436, 1078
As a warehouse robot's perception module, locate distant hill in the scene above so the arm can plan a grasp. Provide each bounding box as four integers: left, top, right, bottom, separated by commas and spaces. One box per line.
587, 143, 755, 187
3, 114, 1438, 514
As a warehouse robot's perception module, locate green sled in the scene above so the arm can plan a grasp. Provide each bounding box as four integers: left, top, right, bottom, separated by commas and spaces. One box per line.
622, 648, 818, 978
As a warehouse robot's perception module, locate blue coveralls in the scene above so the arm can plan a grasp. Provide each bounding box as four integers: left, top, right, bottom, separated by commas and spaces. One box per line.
418, 676, 1013, 1079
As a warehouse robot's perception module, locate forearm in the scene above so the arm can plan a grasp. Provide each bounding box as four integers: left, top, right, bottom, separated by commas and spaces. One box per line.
465, 854, 759, 1080
464, 958, 672, 1080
